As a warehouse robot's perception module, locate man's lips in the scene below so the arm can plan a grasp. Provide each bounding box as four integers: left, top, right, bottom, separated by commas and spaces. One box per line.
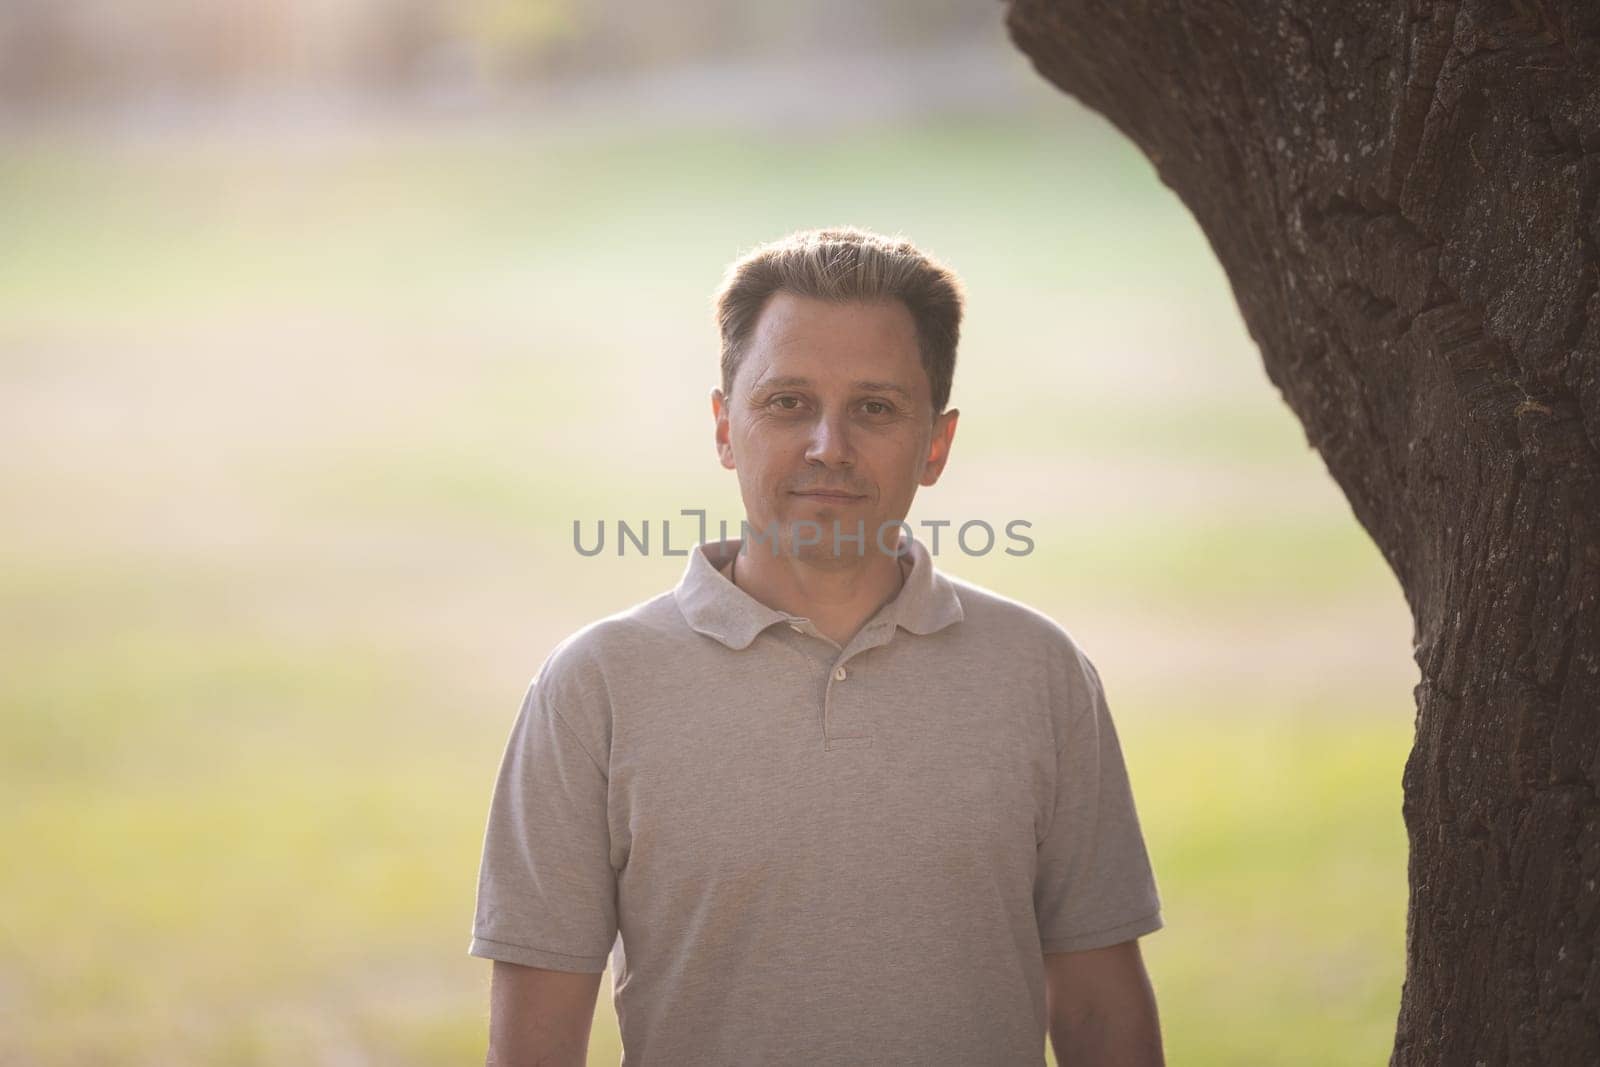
791, 489, 866, 500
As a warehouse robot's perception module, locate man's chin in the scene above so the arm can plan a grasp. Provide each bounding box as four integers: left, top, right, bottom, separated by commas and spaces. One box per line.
787, 493, 867, 512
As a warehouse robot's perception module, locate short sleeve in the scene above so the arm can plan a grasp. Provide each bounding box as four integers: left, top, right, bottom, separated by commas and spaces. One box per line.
469, 672, 619, 973
1035, 648, 1164, 954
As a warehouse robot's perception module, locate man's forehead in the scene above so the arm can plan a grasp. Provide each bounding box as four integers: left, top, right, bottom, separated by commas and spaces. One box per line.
740, 294, 928, 398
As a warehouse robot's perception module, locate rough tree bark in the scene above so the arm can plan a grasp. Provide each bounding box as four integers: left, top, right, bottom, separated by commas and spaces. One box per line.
1004, 1, 1600, 1062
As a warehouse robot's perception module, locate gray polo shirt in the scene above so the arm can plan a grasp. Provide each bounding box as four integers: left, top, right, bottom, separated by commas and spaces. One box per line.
470, 534, 1163, 1065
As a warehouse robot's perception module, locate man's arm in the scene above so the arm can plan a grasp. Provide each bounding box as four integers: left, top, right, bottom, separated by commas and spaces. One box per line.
1044, 939, 1164, 1066
486, 960, 603, 1067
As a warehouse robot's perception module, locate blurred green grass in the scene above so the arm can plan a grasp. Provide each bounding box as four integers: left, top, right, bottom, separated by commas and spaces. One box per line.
0, 105, 1413, 1065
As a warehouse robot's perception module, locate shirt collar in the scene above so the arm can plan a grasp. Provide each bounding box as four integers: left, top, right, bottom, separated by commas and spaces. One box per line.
673, 532, 965, 650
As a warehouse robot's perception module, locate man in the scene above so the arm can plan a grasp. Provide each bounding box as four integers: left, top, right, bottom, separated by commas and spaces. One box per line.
470, 226, 1166, 1065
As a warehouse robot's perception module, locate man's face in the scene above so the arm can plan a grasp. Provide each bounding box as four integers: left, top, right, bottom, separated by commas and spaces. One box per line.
712, 292, 958, 564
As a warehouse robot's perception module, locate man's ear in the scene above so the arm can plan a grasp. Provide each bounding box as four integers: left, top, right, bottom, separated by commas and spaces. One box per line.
712, 387, 736, 470
919, 408, 958, 487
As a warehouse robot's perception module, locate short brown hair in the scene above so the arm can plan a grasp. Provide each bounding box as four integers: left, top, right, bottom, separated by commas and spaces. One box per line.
712, 226, 965, 414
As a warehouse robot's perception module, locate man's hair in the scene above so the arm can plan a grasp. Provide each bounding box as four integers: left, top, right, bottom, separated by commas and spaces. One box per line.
712, 226, 965, 415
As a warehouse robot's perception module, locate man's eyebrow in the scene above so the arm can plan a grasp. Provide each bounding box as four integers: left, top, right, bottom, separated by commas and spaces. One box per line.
751, 375, 915, 401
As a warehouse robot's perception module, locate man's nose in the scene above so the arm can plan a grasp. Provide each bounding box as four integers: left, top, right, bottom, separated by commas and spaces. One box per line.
804, 409, 856, 467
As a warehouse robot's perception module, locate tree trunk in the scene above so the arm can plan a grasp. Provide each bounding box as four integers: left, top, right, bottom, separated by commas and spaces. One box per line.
1004, 0, 1600, 1062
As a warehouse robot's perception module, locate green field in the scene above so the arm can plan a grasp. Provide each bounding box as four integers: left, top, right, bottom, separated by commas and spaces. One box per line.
0, 104, 1416, 1064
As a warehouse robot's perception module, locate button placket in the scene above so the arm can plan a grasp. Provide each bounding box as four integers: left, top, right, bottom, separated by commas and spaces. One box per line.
824, 648, 872, 747
817, 619, 892, 750
822, 669, 870, 748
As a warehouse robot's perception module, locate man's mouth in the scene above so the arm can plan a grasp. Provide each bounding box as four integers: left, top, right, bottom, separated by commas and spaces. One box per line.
791, 490, 865, 500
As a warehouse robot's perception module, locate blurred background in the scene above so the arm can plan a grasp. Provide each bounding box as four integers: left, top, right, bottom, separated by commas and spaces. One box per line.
0, 2, 1418, 1064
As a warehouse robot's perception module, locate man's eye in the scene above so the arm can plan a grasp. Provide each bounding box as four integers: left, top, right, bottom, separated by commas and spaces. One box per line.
862, 400, 891, 415
771, 395, 802, 410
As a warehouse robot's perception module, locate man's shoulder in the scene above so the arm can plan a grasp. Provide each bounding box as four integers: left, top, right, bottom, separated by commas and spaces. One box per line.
944, 573, 1081, 650
939, 574, 1110, 725
510, 590, 692, 745
535, 589, 687, 684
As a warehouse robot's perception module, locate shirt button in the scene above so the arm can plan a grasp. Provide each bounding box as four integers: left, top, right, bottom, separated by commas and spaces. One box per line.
833, 666, 847, 681
789, 623, 804, 633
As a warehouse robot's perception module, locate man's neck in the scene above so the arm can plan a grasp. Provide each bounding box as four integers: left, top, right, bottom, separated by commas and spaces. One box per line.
731, 543, 906, 649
